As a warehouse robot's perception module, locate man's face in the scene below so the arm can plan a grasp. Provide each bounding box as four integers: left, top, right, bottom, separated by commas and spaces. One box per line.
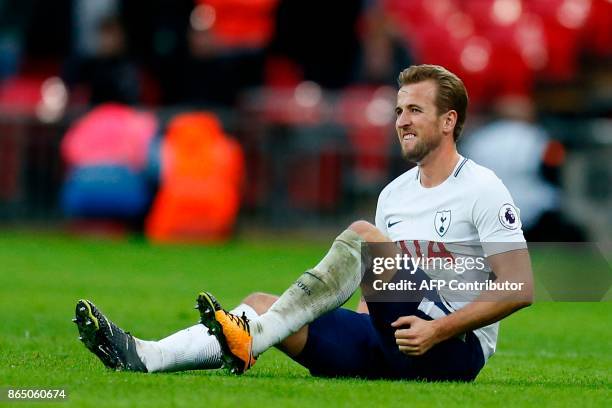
395, 80, 445, 163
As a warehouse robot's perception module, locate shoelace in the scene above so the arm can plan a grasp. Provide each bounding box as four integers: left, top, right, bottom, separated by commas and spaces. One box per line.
225, 310, 251, 334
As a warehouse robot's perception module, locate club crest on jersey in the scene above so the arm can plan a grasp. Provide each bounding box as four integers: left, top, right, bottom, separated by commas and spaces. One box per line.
434, 210, 451, 237
498, 203, 520, 230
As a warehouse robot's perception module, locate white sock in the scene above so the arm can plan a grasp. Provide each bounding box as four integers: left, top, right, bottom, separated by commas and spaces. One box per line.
135, 303, 258, 372
251, 229, 364, 356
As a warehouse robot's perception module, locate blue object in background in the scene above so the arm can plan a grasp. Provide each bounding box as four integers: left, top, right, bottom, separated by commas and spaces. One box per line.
0, 35, 20, 80
61, 165, 151, 218
144, 134, 162, 186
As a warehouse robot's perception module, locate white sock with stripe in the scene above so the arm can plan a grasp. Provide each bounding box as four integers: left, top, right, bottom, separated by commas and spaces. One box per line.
135, 303, 258, 372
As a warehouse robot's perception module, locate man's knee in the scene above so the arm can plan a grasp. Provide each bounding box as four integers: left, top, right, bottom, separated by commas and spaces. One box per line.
242, 292, 278, 315
348, 220, 388, 242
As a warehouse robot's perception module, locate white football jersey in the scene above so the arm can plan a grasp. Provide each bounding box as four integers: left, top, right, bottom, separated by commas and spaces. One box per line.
375, 156, 527, 360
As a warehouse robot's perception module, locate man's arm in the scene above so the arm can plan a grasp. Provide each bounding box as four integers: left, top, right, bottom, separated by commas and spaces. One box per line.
393, 248, 533, 356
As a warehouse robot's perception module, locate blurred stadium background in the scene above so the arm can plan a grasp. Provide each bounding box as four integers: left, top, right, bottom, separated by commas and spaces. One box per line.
1, 2, 611, 405
0, 0, 610, 242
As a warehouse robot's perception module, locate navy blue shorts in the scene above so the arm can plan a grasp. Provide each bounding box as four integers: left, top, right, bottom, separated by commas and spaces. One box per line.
293, 267, 485, 381
294, 304, 485, 381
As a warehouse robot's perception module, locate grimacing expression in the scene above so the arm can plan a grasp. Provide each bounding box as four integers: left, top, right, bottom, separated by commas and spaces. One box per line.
395, 80, 446, 163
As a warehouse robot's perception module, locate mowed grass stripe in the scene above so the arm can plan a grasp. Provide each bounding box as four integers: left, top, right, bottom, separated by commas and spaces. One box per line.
0, 231, 610, 407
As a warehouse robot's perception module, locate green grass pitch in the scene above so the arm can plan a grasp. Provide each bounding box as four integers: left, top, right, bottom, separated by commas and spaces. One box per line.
0, 231, 610, 407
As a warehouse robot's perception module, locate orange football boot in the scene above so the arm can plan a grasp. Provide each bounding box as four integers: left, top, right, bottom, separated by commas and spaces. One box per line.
196, 292, 256, 374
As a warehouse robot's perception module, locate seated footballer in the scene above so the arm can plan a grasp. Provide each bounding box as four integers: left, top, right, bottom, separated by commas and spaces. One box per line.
73, 64, 533, 381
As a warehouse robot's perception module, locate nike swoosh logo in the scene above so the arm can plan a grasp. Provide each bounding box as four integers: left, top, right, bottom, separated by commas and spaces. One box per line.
387, 220, 403, 228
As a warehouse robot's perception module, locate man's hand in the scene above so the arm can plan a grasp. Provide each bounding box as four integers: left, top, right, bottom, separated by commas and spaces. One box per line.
392, 315, 441, 356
